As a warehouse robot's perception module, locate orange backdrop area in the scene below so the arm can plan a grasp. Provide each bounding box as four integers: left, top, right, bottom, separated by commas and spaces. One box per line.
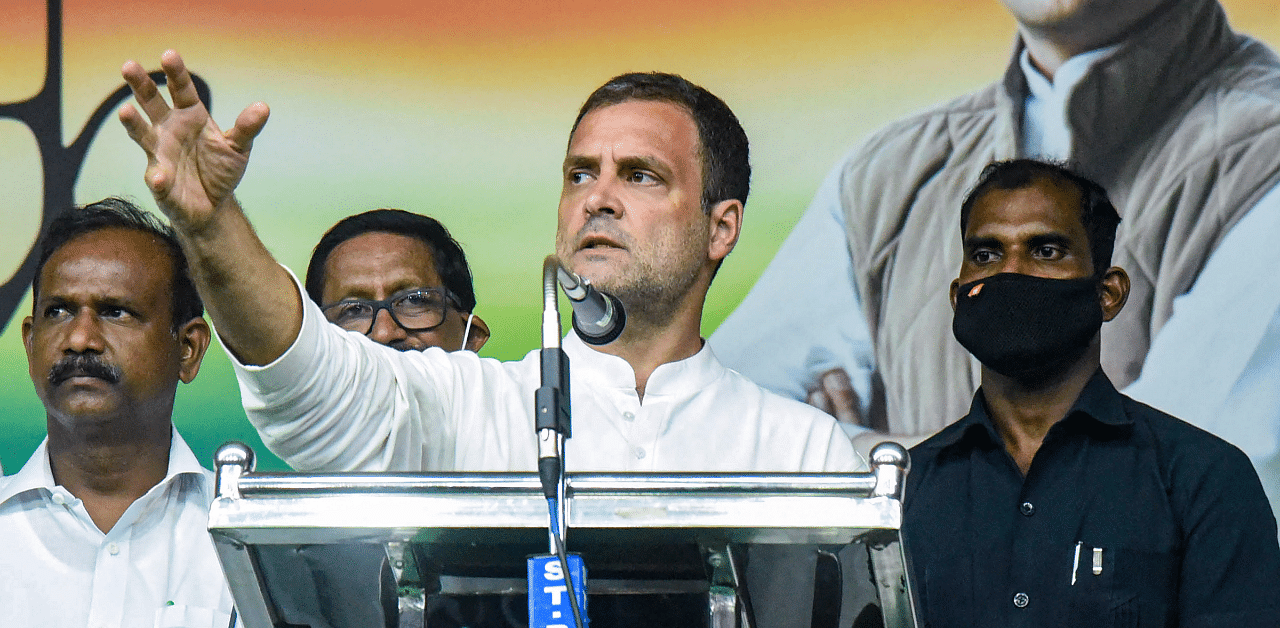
1, 0, 1277, 471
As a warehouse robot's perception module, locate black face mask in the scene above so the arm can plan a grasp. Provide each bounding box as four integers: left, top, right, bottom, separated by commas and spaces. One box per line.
952, 273, 1103, 379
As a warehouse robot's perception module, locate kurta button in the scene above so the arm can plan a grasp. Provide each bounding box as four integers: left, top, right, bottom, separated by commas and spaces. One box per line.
634, 447, 646, 459
1013, 592, 1029, 608
1019, 501, 1034, 516
622, 411, 635, 422
107, 543, 120, 556
51, 493, 67, 506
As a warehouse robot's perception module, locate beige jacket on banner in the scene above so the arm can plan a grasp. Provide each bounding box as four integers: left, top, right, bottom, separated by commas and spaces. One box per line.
839, 0, 1280, 434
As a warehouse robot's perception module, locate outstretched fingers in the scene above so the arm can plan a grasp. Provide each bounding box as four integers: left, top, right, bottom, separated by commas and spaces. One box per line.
118, 103, 172, 197
160, 50, 204, 110
121, 59, 172, 123
118, 103, 156, 154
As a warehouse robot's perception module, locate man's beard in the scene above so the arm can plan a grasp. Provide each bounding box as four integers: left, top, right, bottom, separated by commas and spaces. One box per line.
605, 254, 702, 328
557, 217, 707, 329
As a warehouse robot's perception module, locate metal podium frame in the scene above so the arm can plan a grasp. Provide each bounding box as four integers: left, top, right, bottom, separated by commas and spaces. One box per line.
208, 443, 919, 628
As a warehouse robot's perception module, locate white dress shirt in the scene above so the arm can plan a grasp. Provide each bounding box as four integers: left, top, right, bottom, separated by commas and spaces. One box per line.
0, 430, 236, 628
231, 271, 865, 474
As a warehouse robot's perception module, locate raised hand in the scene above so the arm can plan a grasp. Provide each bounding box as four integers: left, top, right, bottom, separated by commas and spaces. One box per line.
119, 50, 269, 228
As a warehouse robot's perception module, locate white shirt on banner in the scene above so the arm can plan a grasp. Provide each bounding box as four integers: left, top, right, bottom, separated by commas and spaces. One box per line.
0, 430, 237, 628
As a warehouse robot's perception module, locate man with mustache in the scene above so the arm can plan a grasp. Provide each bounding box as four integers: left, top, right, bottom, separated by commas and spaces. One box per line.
306, 209, 489, 353
0, 198, 236, 626
903, 159, 1280, 627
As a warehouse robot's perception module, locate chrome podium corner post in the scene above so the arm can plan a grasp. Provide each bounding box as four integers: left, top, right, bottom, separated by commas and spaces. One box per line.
215, 441, 256, 500
211, 442, 276, 628
867, 442, 920, 628
869, 442, 908, 500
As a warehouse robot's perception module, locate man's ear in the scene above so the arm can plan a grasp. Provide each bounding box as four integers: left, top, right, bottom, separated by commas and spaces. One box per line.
21, 316, 33, 360
464, 314, 490, 352
177, 316, 212, 384
1098, 266, 1130, 322
707, 198, 743, 263
949, 279, 960, 311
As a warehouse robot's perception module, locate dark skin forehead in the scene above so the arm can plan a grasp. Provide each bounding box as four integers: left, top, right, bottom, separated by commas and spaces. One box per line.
36, 228, 177, 326
960, 176, 1094, 281
320, 231, 443, 303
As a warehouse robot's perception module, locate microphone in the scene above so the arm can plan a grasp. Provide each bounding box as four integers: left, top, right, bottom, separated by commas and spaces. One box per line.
556, 266, 626, 345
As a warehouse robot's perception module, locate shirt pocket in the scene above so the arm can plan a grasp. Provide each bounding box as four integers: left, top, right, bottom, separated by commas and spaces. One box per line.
153, 603, 236, 628
1067, 544, 1177, 628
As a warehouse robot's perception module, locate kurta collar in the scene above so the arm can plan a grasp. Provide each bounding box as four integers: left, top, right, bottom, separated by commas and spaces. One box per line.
998, 0, 1237, 176
0, 427, 209, 507
560, 331, 724, 402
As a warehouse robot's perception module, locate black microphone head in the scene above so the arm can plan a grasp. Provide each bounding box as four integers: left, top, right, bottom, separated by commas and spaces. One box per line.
572, 291, 626, 345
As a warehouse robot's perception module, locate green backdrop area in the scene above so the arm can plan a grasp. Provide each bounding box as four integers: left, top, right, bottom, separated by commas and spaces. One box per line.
0, 182, 818, 472
2, 0, 1277, 473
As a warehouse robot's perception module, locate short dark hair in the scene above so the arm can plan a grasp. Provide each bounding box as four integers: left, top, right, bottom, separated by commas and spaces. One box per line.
960, 159, 1121, 274
571, 72, 751, 213
32, 197, 204, 330
305, 209, 478, 312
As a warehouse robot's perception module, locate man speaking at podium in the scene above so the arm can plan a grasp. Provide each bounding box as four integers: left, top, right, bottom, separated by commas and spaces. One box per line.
118, 52, 861, 476
120, 52, 863, 626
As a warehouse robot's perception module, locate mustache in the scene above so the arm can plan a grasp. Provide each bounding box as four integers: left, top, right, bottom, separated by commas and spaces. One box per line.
572, 218, 633, 249
48, 353, 122, 386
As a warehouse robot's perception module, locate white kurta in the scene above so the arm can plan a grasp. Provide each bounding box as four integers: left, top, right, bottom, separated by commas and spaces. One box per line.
232, 271, 865, 474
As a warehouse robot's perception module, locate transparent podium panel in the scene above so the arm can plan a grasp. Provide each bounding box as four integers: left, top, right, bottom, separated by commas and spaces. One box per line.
208, 443, 918, 628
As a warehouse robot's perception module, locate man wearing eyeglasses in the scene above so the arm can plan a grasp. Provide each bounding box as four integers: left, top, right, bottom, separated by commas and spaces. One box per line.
304, 209, 489, 353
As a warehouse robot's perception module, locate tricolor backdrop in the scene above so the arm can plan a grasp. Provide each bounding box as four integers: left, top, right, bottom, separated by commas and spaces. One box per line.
2, 0, 1277, 470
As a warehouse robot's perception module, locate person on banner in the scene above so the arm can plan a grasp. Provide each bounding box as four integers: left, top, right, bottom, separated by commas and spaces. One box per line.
0, 198, 237, 627
903, 159, 1280, 627
710, 0, 1280, 517
305, 208, 489, 353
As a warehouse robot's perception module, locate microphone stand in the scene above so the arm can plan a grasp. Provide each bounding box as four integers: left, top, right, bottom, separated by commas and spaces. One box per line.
534, 256, 585, 628
536, 256, 571, 543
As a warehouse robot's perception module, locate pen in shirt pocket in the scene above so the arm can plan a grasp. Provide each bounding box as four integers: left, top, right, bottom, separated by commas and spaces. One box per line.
1071, 542, 1104, 585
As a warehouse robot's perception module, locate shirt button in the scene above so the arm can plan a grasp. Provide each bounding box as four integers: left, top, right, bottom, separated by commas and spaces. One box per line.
51, 493, 67, 506
634, 447, 646, 459
622, 411, 635, 422
107, 543, 120, 556
1019, 502, 1035, 516
1013, 592, 1029, 608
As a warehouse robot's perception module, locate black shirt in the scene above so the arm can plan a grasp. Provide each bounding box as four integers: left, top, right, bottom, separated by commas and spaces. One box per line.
903, 370, 1280, 628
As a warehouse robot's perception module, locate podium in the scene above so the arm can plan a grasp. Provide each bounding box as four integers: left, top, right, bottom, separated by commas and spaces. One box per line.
208, 443, 919, 628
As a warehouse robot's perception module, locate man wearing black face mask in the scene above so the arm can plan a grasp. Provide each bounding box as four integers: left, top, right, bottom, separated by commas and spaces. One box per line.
902, 160, 1280, 628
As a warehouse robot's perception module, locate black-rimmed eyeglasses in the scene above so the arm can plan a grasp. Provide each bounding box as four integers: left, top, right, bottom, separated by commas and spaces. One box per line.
322, 287, 460, 335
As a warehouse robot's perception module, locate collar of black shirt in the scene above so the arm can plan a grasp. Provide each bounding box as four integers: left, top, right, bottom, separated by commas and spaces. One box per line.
928, 369, 1133, 451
